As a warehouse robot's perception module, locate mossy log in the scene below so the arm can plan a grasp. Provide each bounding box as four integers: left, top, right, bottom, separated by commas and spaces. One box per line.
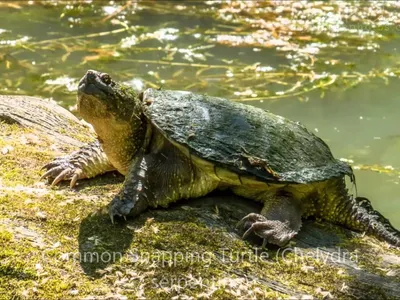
0, 95, 399, 299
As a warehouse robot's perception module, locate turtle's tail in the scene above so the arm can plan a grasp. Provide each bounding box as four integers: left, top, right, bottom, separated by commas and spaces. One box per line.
350, 196, 399, 246
319, 178, 400, 247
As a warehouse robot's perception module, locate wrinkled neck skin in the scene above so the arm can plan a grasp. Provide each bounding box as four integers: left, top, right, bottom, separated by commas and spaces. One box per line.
95, 116, 147, 175
79, 96, 148, 175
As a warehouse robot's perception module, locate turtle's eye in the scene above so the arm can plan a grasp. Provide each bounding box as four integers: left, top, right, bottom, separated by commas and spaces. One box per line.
100, 73, 112, 85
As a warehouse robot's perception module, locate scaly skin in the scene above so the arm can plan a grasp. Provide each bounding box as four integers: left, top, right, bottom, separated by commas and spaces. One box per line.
42, 69, 400, 247
318, 178, 399, 246
77, 71, 147, 175
41, 140, 115, 187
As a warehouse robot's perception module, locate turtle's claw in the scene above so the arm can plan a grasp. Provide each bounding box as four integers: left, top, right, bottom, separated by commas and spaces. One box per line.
108, 195, 134, 224
41, 159, 63, 171
108, 213, 128, 224
52, 168, 72, 186
70, 173, 80, 188
41, 157, 83, 188
237, 213, 297, 247
236, 213, 266, 230
109, 212, 115, 224
262, 238, 267, 249
40, 166, 64, 180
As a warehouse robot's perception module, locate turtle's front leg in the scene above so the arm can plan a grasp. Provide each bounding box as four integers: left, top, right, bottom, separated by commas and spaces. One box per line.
108, 154, 150, 222
41, 140, 115, 187
108, 142, 218, 223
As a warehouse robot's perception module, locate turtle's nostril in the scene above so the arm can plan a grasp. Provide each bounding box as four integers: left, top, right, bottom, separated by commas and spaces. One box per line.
86, 70, 98, 84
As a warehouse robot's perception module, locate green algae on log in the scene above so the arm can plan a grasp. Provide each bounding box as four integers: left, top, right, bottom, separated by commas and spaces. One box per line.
0, 96, 399, 299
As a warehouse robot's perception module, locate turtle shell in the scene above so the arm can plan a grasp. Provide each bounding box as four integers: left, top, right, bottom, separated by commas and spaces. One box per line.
143, 88, 353, 184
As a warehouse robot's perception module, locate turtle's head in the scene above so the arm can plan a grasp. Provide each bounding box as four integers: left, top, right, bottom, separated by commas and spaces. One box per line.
77, 70, 148, 174
77, 70, 140, 125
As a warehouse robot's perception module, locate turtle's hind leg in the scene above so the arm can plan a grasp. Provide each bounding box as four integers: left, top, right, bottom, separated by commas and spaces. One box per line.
318, 178, 400, 247
235, 189, 303, 247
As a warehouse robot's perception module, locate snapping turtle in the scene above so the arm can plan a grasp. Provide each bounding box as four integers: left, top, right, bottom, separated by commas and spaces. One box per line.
42, 70, 400, 247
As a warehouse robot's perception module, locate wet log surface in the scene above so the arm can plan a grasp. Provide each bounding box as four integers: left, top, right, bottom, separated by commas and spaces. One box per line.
0, 95, 93, 147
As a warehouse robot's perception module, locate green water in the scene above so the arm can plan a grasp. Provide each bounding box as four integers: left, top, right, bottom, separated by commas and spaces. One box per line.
0, 1, 399, 228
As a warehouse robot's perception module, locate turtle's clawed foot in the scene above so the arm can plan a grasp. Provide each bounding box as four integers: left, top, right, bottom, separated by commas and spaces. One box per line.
41, 157, 83, 188
237, 213, 297, 247
108, 196, 134, 224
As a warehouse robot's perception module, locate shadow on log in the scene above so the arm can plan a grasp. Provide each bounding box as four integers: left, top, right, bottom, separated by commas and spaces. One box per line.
0, 95, 399, 299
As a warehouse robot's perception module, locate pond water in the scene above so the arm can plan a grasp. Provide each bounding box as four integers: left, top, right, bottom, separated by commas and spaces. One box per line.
0, 1, 399, 228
